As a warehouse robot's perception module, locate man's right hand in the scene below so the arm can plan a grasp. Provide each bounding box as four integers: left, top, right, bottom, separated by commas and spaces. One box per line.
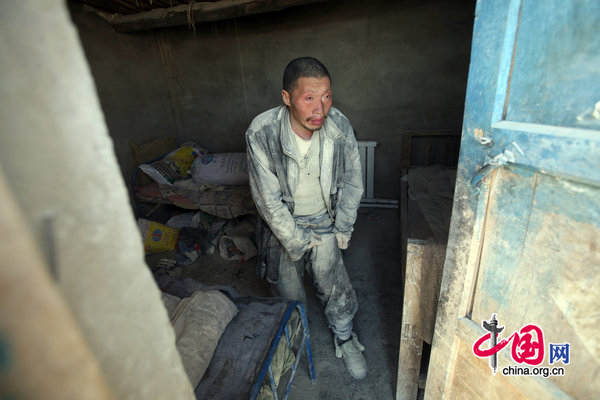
308, 232, 322, 249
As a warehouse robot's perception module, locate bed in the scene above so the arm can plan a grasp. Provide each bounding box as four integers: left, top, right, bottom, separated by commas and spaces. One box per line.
396, 131, 460, 399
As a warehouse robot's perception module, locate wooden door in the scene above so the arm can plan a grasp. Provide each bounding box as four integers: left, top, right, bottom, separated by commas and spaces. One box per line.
425, 1, 600, 399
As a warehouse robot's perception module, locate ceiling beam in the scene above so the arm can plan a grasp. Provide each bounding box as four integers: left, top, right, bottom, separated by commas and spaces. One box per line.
112, 0, 326, 32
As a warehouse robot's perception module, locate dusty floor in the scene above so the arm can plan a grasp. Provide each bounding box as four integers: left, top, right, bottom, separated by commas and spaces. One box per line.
288, 207, 404, 400
147, 207, 405, 400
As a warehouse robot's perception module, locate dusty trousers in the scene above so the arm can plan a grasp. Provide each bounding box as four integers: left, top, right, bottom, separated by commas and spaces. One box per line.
273, 212, 358, 340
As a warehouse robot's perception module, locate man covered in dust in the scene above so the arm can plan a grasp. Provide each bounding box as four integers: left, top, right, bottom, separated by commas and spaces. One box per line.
245, 57, 367, 379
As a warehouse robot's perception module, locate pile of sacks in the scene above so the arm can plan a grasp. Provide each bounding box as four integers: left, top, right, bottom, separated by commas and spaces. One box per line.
138, 211, 257, 265
135, 142, 257, 264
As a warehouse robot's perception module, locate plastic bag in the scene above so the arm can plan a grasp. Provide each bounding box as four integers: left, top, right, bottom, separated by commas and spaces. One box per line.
138, 218, 180, 254
191, 153, 249, 185
139, 142, 208, 185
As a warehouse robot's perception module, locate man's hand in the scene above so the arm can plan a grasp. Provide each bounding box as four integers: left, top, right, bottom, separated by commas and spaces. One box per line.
308, 232, 322, 249
335, 232, 351, 250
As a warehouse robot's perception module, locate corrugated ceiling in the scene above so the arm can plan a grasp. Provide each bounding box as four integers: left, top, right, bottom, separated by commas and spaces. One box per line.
74, 0, 203, 16
72, 0, 326, 32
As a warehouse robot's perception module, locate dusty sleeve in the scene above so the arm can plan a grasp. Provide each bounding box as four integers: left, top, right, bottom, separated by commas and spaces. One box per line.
245, 130, 312, 261
333, 130, 364, 237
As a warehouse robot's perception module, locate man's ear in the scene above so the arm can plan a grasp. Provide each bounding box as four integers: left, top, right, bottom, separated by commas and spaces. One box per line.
282, 89, 291, 107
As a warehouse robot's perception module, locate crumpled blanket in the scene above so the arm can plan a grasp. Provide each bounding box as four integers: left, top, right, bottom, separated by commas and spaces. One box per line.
161, 290, 238, 388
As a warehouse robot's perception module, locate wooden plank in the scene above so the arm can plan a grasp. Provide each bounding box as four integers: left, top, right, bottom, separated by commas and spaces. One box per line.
399, 168, 446, 344
454, 318, 572, 400
424, 168, 484, 399
471, 168, 600, 398
396, 239, 426, 400
446, 339, 528, 400
399, 169, 409, 284
418, 241, 446, 344
112, 0, 326, 32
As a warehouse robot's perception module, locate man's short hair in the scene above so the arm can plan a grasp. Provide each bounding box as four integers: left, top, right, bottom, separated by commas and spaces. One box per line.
283, 57, 331, 93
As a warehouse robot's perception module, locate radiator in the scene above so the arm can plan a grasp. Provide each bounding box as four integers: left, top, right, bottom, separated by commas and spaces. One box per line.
357, 140, 398, 208
357, 141, 377, 201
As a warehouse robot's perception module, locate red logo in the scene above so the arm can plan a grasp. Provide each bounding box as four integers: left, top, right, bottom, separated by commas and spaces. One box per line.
473, 314, 544, 375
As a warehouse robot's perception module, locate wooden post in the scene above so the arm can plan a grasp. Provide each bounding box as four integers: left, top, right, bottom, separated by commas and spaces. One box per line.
396, 239, 426, 400
400, 169, 409, 284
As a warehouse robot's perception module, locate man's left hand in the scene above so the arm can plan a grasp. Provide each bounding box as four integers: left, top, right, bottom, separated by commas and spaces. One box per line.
335, 232, 351, 250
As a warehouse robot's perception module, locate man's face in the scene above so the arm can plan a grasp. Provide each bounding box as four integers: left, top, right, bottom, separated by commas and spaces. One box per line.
282, 76, 332, 138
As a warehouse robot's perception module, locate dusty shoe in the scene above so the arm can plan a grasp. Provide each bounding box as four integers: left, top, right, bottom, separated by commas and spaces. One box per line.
334, 332, 367, 379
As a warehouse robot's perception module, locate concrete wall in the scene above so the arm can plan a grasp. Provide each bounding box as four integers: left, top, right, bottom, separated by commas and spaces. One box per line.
68, 3, 176, 191
69, 0, 475, 201
1, 1, 195, 398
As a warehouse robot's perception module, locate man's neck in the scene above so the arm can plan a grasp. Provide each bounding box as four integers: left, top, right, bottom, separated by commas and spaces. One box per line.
289, 114, 314, 140
294, 130, 313, 140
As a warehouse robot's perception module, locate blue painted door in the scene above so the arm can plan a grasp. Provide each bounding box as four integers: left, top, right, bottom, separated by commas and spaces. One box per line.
426, 1, 599, 398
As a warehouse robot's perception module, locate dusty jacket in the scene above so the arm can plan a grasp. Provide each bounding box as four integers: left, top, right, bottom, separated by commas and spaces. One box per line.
246, 105, 363, 275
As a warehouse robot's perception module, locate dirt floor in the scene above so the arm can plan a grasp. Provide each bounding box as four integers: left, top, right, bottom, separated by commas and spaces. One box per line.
146, 207, 405, 400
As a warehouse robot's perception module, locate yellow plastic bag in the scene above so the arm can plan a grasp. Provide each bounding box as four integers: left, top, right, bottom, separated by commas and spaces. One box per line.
138, 219, 180, 254
139, 142, 207, 185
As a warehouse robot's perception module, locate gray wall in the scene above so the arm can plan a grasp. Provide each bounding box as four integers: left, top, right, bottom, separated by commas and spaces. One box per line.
69, 0, 475, 201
